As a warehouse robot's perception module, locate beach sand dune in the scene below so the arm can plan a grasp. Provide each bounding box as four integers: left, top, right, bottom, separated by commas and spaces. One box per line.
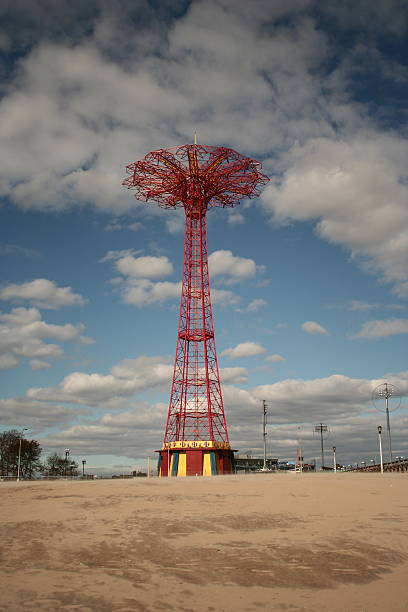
1, 473, 408, 611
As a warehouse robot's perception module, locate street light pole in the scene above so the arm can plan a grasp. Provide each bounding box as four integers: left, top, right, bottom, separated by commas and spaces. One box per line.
65, 449, 70, 477
333, 446, 337, 473
82, 459, 86, 478
378, 426, 384, 474
373, 383, 400, 464
262, 400, 267, 471
385, 389, 392, 463
16, 428, 28, 482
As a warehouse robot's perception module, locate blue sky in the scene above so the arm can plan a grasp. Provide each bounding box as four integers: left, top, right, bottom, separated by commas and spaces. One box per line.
0, 0, 407, 473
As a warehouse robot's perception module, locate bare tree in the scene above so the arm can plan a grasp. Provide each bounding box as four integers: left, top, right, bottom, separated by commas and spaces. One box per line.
0, 430, 42, 479
42, 453, 79, 477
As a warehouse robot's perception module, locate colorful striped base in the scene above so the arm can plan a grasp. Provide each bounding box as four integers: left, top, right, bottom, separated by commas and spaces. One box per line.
157, 447, 235, 477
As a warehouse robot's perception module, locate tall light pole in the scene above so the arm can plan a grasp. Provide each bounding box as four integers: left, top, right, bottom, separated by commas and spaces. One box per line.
65, 449, 70, 477
315, 423, 328, 470
82, 459, 86, 478
16, 428, 29, 482
296, 426, 303, 473
262, 400, 267, 471
373, 383, 401, 463
378, 426, 384, 474
333, 446, 337, 473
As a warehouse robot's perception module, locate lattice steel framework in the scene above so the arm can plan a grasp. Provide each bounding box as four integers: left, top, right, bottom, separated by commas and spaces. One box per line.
123, 144, 269, 449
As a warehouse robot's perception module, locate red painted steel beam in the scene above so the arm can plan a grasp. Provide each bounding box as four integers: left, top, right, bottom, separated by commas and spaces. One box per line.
123, 144, 268, 450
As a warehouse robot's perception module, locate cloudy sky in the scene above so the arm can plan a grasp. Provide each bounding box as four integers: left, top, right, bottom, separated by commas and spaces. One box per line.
1, 0, 408, 473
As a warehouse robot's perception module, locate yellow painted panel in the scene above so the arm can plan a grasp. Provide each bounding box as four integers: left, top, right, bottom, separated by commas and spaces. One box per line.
177, 452, 186, 476
203, 452, 212, 476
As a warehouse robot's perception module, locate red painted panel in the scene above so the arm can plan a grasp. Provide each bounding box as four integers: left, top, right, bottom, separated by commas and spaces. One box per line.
186, 449, 203, 476
160, 451, 171, 476
218, 451, 233, 474
222, 452, 231, 474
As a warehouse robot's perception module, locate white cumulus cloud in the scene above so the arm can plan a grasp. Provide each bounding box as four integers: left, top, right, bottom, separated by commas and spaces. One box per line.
221, 341, 267, 359
27, 355, 173, 406
219, 367, 248, 384
116, 255, 173, 278
0, 278, 86, 309
266, 354, 285, 363
0, 307, 92, 370
122, 279, 181, 306
246, 298, 267, 312
353, 318, 408, 339
29, 359, 52, 371
0, 397, 90, 430
209, 250, 259, 284
301, 321, 329, 335
261, 134, 408, 297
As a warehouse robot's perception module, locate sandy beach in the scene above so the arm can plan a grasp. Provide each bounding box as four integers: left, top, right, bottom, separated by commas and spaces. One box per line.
1, 472, 408, 611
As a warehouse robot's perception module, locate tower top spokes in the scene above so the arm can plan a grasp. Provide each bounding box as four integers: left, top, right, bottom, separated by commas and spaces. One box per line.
123, 143, 269, 213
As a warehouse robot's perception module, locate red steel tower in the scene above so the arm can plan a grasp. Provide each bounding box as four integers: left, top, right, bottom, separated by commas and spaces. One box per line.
123, 144, 268, 476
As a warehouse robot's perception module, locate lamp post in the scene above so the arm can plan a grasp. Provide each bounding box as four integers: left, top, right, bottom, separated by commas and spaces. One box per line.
64, 449, 70, 477
378, 426, 384, 474
82, 459, 86, 478
332, 446, 337, 473
373, 383, 401, 464
16, 428, 28, 482
262, 400, 267, 471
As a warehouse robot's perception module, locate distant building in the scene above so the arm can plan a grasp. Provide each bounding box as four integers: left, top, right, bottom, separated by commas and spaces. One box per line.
234, 456, 278, 472
234, 455, 316, 473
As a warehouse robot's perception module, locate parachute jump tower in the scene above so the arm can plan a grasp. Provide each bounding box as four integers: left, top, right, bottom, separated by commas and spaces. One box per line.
123, 143, 268, 476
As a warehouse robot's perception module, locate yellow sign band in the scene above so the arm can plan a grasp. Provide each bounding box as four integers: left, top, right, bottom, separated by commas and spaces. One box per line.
162, 440, 231, 450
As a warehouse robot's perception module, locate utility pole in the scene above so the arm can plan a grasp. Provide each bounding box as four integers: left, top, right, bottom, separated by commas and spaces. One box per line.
314, 423, 328, 470
378, 426, 384, 474
296, 426, 303, 472
262, 400, 267, 470
65, 449, 70, 477
16, 428, 29, 482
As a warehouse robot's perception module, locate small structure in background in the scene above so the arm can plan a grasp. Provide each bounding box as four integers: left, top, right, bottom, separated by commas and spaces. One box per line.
295, 447, 303, 472
132, 470, 147, 477
235, 454, 278, 473
234, 454, 316, 473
